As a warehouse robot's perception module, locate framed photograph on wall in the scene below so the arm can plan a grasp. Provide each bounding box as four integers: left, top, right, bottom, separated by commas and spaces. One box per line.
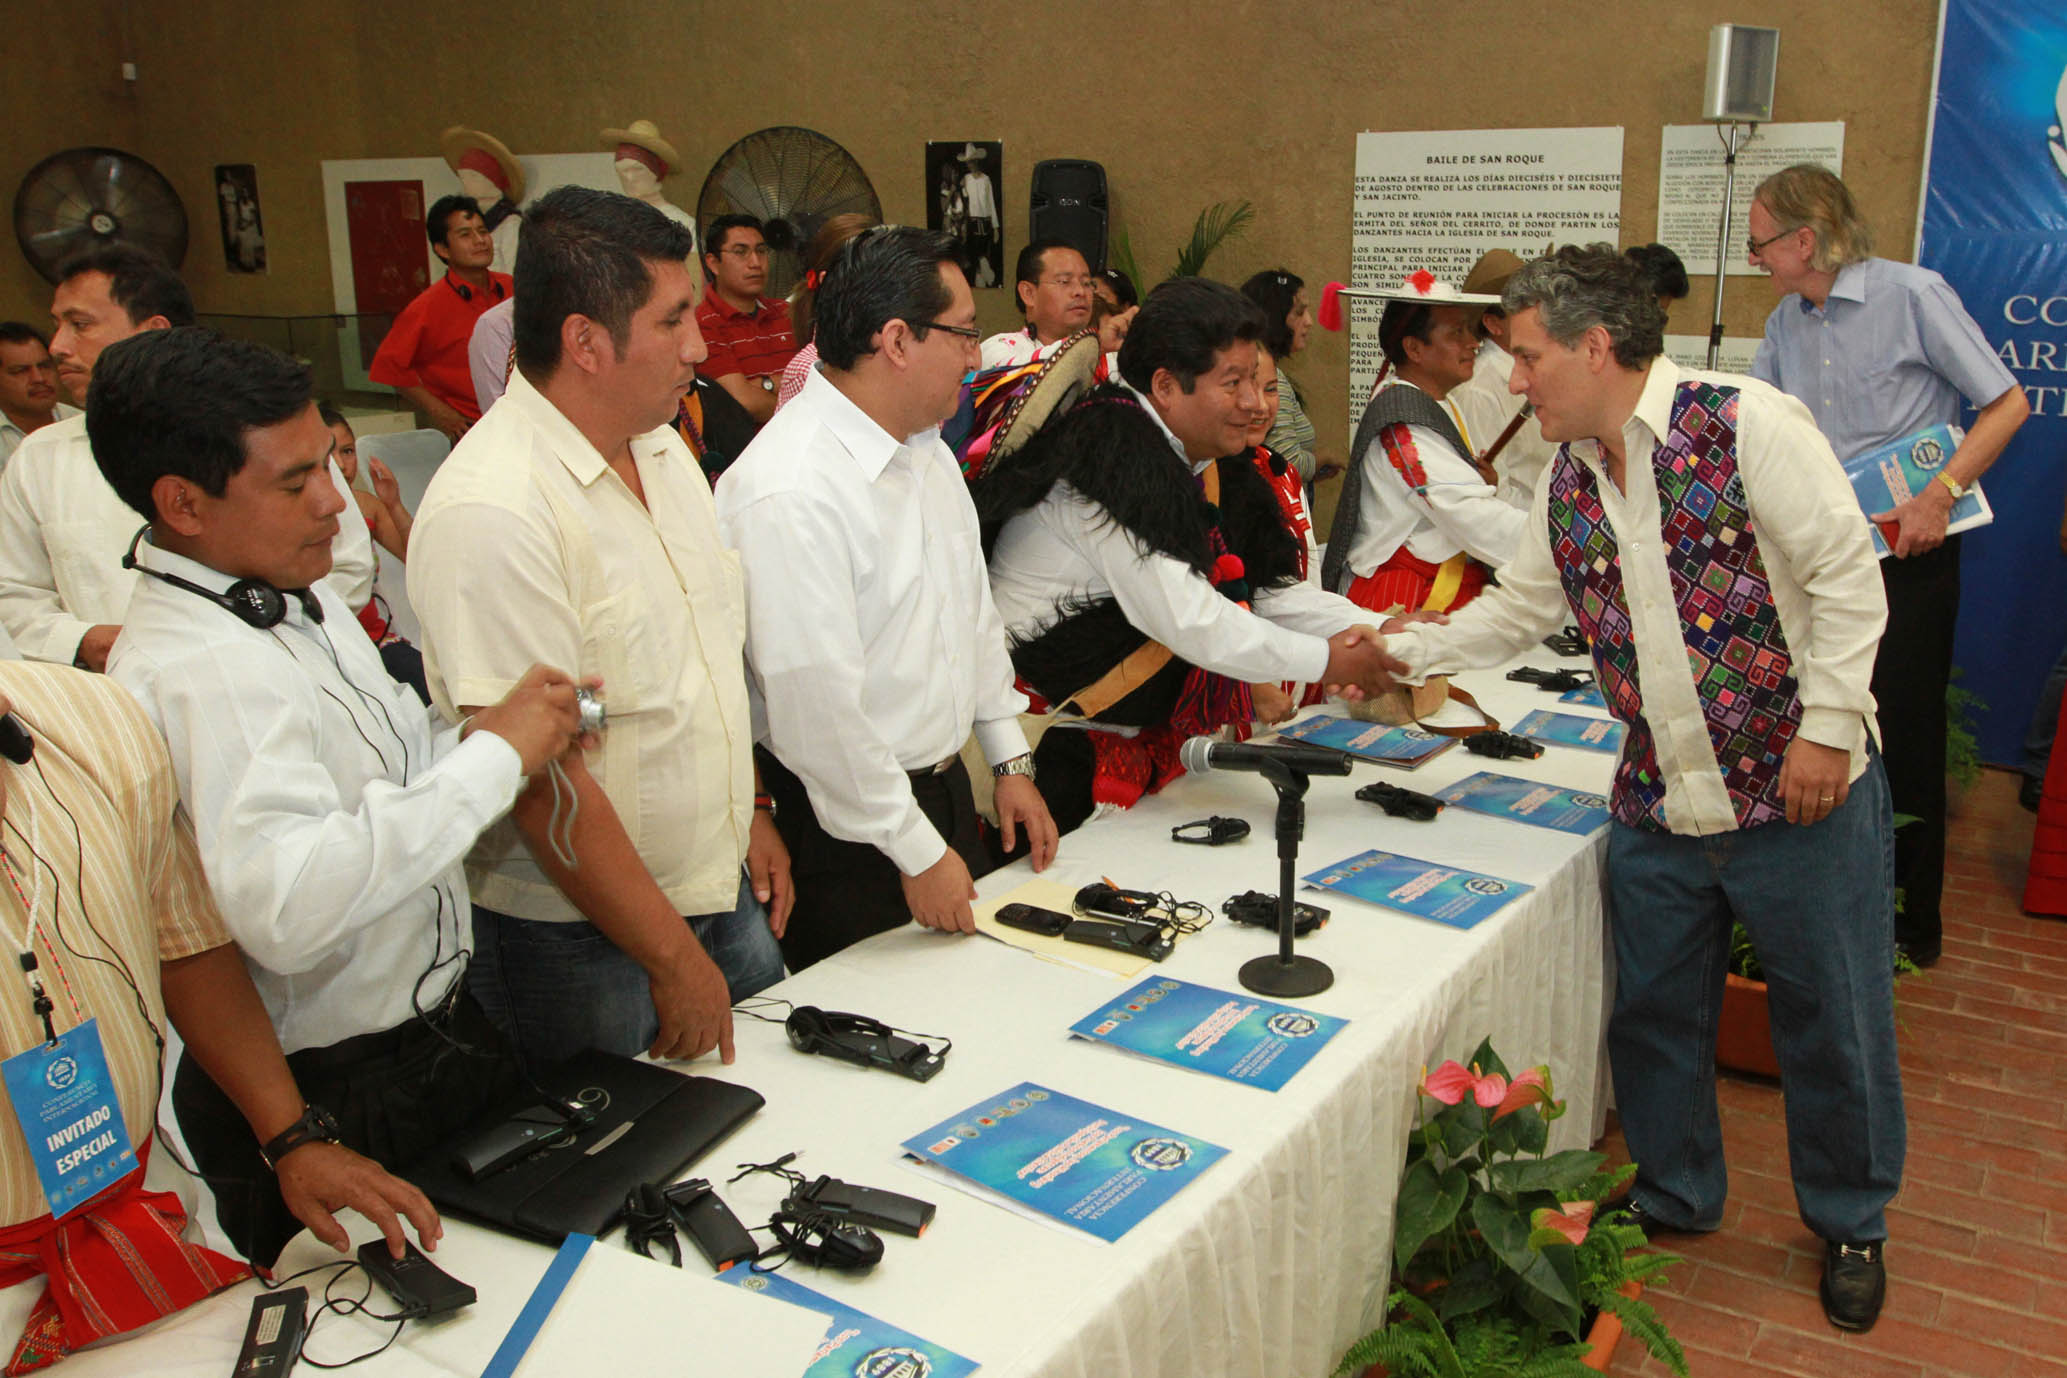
214, 163, 267, 274
926, 140, 1003, 289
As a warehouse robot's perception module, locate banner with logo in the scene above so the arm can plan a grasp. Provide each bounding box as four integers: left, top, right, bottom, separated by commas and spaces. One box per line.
1920, 0, 2067, 763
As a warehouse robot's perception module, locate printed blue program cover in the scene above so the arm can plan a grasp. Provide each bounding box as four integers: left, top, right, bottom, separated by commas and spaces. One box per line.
1511, 709, 1625, 754
1302, 849, 1533, 929
715, 1267, 980, 1377
1433, 771, 1612, 836
1840, 423, 1992, 558
901, 1082, 1227, 1242
1068, 977, 1348, 1091
1557, 683, 1606, 709
1274, 714, 1453, 768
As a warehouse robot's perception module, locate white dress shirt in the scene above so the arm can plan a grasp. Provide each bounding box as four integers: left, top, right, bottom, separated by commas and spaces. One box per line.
0, 414, 374, 664
1448, 342, 1559, 509
468, 297, 516, 416
108, 542, 524, 1054
1345, 378, 1526, 578
978, 330, 1069, 371
717, 368, 1030, 878
1387, 359, 1886, 837
0, 403, 78, 472
409, 368, 756, 921
988, 384, 1368, 695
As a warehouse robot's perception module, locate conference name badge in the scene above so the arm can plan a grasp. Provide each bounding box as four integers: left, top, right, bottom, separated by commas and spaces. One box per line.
1, 1019, 137, 1219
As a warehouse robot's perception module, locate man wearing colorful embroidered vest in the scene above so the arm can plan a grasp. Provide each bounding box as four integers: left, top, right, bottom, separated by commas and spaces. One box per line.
1320, 274, 1525, 616
979, 277, 1406, 834
1746, 164, 2029, 970
0, 663, 442, 1371
1382, 246, 1903, 1334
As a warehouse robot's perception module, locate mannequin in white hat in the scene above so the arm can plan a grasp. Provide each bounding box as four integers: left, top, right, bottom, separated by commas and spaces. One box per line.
441, 127, 527, 275
603, 120, 697, 262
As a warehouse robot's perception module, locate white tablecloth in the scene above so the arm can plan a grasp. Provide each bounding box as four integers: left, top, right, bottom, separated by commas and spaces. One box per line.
30, 657, 1619, 1378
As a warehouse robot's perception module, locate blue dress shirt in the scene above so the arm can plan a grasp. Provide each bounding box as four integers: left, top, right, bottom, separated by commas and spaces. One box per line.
1749, 257, 2017, 464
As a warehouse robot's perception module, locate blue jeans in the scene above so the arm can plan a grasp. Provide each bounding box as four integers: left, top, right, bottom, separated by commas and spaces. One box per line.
1607, 753, 1905, 1243
468, 871, 785, 1073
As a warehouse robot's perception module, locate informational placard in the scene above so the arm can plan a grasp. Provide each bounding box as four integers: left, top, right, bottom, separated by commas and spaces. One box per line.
1069, 977, 1348, 1091
1350, 128, 1624, 427
1663, 334, 1762, 375
1656, 122, 1844, 278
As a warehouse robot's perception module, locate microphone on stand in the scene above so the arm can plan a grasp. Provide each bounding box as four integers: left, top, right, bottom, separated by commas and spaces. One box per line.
1179, 737, 1353, 779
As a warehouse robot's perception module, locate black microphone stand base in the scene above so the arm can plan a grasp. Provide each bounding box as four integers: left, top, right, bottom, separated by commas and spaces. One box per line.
1239, 952, 1334, 998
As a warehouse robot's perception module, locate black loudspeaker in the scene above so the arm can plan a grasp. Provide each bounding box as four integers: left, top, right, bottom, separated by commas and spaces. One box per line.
1028, 160, 1108, 272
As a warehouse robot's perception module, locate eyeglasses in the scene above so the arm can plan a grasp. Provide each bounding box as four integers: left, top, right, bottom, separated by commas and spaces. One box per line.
923, 321, 982, 340
1040, 275, 1095, 292
1746, 226, 1801, 257
721, 243, 772, 259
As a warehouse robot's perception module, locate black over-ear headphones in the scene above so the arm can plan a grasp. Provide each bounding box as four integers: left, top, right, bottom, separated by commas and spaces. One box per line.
785, 1006, 948, 1082
122, 529, 319, 630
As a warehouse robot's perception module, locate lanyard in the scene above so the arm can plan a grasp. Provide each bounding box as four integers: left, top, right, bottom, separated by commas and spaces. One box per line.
1, 801, 81, 1044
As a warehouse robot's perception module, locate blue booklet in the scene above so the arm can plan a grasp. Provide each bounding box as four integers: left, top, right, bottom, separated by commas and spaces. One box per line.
1840, 423, 1992, 559
1068, 977, 1348, 1091
902, 1082, 1227, 1242
1274, 713, 1453, 768
1434, 771, 1612, 836
1558, 683, 1606, 709
1512, 709, 1625, 754
715, 1268, 980, 1377
1302, 849, 1533, 929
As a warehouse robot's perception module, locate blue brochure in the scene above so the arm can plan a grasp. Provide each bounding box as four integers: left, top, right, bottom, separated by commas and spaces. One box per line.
1274, 714, 1453, 768
902, 1082, 1227, 1242
1841, 424, 1992, 558
1512, 709, 1625, 754
1558, 683, 1606, 709
1434, 771, 1612, 836
1302, 849, 1533, 930
1069, 977, 1348, 1091
715, 1268, 980, 1377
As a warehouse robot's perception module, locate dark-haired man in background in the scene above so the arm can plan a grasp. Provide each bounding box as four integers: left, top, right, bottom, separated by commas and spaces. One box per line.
695, 214, 795, 427
980, 238, 1096, 369
369, 194, 512, 441
977, 275, 1406, 833
0, 247, 370, 668
719, 225, 1057, 969
0, 323, 74, 469
93, 326, 585, 1269
411, 187, 786, 1072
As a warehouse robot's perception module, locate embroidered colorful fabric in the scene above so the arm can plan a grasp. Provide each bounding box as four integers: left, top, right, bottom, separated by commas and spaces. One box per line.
1377, 422, 1432, 493
1545, 381, 1803, 831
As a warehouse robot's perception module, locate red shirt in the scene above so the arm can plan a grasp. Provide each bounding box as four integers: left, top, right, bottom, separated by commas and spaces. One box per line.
695, 290, 797, 381
369, 271, 512, 421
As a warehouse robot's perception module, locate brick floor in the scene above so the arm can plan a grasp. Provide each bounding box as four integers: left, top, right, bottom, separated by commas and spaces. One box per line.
1603, 767, 2067, 1376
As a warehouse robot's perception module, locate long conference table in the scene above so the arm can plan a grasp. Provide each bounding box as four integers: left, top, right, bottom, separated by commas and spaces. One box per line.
24, 657, 1620, 1378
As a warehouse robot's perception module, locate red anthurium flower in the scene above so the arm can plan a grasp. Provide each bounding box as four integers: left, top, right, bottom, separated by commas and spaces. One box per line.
1530, 1201, 1594, 1246
1420, 1060, 1508, 1107
1492, 1065, 1553, 1120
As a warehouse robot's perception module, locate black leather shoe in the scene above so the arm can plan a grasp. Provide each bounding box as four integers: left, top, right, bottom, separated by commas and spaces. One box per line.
1821, 1240, 1886, 1331
2022, 774, 2044, 812
1897, 938, 1941, 969
1612, 1197, 1702, 1241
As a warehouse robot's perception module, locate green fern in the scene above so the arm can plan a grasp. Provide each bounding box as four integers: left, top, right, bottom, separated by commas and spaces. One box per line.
1599, 1289, 1690, 1376
1171, 200, 1255, 280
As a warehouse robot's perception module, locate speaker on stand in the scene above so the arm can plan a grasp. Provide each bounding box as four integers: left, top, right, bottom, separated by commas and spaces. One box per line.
1028, 160, 1109, 272
1702, 23, 1780, 368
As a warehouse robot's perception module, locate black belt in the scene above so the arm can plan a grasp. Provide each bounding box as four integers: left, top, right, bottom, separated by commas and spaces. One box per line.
286, 985, 474, 1078
907, 756, 959, 780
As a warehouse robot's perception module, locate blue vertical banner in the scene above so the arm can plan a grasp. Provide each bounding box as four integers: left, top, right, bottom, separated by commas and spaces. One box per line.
1920, 1, 2067, 763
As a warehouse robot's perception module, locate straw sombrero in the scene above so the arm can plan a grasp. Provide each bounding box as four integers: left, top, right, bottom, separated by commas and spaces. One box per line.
440, 126, 526, 205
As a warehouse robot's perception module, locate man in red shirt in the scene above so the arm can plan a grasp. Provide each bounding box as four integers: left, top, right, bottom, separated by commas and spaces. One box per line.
695, 214, 796, 426
369, 194, 512, 440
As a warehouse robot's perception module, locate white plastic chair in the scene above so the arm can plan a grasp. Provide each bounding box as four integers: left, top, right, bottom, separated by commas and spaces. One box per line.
353, 428, 451, 645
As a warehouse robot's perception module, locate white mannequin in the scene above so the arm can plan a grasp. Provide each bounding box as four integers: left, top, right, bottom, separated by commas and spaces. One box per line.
613, 157, 698, 259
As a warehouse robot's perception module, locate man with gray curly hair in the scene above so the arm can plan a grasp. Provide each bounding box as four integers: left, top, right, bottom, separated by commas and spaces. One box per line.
1380, 243, 1904, 1334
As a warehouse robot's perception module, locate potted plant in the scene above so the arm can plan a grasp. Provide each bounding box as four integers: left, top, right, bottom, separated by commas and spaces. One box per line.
1337, 1039, 1687, 1378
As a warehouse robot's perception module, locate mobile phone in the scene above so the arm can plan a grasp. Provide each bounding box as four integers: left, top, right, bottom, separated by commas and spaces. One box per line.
1063, 917, 1173, 962
994, 902, 1071, 937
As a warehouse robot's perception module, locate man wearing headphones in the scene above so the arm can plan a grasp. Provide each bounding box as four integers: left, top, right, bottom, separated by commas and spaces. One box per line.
0, 663, 440, 1367
89, 326, 586, 1269
368, 195, 512, 442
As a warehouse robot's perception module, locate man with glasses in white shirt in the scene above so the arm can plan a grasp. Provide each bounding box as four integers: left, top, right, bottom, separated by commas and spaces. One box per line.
719, 226, 1059, 970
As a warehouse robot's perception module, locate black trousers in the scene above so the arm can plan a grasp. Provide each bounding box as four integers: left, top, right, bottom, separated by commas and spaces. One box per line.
758, 746, 991, 972
1872, 537, 1960, 951
172, 991, 524, 1268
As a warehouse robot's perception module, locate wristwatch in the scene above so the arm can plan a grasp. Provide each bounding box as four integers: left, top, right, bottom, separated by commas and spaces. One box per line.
758, 375, 775, 393
992, 753, 1036, 781
1933, 471, 1967, 501
260, 1104, 343, 1169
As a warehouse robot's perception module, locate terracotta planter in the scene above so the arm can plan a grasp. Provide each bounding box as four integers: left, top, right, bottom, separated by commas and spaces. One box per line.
1715, 972, 1782, 1079
1354, 1281, 1646, 1377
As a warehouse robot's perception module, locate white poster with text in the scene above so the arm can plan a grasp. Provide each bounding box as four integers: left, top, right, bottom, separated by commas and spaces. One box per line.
1656, 122, 1844, 279
1350, 128, 1624, 429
